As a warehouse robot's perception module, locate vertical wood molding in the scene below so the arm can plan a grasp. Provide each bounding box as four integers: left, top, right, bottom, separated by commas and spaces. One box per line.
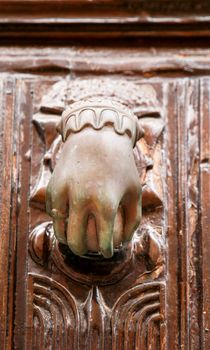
13, 80, 33, 348
165, 81, 179, 349
200, 79, 210, 349
0, 78, 16, 350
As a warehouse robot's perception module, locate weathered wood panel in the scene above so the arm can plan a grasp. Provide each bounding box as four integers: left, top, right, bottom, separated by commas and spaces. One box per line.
1, 0, 210, 38
0, 47, 209, 349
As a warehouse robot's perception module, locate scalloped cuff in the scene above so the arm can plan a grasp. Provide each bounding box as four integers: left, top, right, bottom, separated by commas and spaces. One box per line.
58, 98, 143, 147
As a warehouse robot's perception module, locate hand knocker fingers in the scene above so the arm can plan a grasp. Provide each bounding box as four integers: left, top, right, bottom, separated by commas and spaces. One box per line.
47, 182, 68, 245
123, 189, 142, 242
67, 207, 88, 256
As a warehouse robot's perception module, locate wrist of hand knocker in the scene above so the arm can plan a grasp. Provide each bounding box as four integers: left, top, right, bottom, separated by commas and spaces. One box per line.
58, 99, 141, 145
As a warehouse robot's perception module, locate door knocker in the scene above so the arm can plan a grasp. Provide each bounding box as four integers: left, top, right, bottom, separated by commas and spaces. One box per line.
46, 98, 144, 258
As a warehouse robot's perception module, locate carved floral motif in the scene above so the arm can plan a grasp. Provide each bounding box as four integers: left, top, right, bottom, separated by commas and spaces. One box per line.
27, 273, 165, 350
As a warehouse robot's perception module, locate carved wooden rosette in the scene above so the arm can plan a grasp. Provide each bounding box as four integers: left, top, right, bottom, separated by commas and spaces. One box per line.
28, 78, 165, 349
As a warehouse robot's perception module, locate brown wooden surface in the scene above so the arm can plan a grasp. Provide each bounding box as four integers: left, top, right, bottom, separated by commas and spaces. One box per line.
0, 3, 209, 349
1, 0, 210, 38
1, 0, 210, 18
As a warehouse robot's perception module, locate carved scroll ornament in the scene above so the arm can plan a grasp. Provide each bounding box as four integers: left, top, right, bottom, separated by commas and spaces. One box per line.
46, 98, 144, 258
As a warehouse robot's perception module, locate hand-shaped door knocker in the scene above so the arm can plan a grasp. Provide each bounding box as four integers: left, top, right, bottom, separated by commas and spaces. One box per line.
46, 98, 143, 258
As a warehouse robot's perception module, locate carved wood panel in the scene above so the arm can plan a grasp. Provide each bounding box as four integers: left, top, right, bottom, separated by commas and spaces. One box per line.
26, 77, 166, 349
0, 47, 209, 350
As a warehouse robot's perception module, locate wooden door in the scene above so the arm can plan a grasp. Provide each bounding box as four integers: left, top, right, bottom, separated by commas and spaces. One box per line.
0, 2, 209, 350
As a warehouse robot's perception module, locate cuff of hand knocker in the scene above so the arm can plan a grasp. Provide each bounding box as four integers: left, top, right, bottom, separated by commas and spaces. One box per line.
57, 98, 144, 147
